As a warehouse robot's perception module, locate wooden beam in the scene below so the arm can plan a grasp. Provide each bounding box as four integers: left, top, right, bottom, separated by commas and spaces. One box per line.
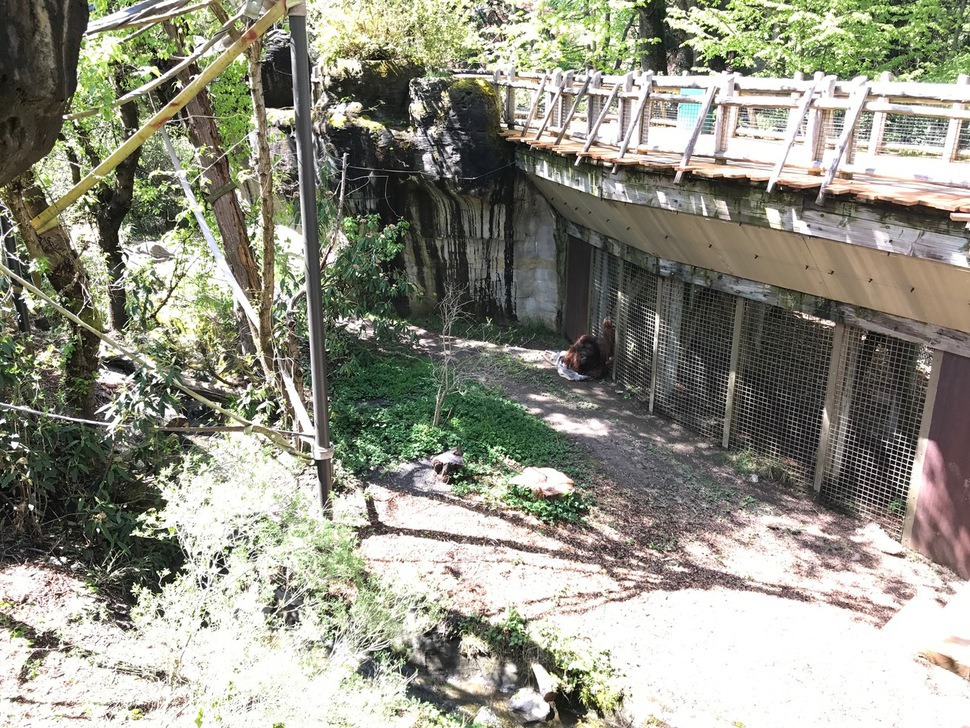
766, 81, 817, 193
816, 78, 870, 203
612, 72, 654, 169
520, 72, 549, 137
554, 73, 592, 145
674, 81, 719, 184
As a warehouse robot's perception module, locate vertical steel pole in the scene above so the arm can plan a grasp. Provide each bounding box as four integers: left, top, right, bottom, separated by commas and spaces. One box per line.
289, 5, 333, 514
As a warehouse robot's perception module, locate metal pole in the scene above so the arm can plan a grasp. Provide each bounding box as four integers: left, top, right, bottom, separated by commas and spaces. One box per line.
289, 4, 333, 514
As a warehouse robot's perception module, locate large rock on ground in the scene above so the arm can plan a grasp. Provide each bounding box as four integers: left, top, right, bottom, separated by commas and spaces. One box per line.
0, 0, 88, 185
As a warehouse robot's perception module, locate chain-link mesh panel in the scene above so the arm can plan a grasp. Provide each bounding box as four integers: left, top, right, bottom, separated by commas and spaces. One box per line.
730, 304, 834, 485
654, 282, 734, 440
589, 247, 620, 336
820, 329, 931, 537
613, 263, 659, 401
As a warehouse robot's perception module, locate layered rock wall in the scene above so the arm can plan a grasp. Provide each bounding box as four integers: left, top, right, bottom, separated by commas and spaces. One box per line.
315, 65, 560, 326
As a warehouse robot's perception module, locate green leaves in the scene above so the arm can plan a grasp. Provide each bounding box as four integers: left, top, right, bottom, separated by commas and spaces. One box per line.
670, 0, 967, 79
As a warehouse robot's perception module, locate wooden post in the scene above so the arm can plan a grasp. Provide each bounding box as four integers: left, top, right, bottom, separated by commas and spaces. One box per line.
816, 77, 869, 203
587, 71, 603, 139
616, 72, 637, 146
504, 66, 516, 130
648, 277, 664, 415
674, 81, 719, 184
533, 70, 566, 140
722, 297, 746, 448
942, 74, 969, 163
868, 71, 893, 158
713, 73, 739, 164
613, 257, 627, 383
613, 72, 654, 167
805, 72, 834, 174
901, 348, 944, 547
554, 73, 592, 145
813, 323, 845, 492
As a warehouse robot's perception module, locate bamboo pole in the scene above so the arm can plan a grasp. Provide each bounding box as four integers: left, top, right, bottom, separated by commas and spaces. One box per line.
32, 0, 285, 234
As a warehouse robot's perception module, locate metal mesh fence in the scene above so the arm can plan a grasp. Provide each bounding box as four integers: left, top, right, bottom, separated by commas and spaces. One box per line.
579, 245, 933, 540
653, 281, 735, 440
730, 304, 834, 485
589, 247, 620, 337
819, 329, 930, 537
613, 263, 659, 401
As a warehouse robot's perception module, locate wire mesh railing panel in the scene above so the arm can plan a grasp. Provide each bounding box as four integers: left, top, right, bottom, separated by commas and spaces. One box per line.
589, 247, 621, 335
613, 263, 659, 403
654, 282, 734, 440
730, 304, 834, 486
737, 107, 790, 137
820, 329, 931, 537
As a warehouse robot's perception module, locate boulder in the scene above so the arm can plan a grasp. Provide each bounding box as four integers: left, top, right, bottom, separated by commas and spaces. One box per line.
508, 687, 552, 723
0, 0, 88, 185
509, 467, 575, 499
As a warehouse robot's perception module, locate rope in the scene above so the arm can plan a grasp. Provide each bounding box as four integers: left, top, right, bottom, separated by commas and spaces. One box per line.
0, 401, 306, 437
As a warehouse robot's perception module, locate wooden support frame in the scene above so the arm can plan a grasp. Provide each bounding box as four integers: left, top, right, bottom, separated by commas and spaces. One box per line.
806, 73, 834, 174
867, 71, 893, 158
673, 81, 719, 184
533, 71, 567, 141
520, 72, 549, 137
554, 73, 592, 145
816, 77, 870, 203
576, 83, 620, 166
942, 74, 969, 163
612, 72, 654, 171
766, 81, 817, 193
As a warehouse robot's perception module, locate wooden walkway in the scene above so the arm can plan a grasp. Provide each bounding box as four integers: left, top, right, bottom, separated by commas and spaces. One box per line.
484, 70, 970, 221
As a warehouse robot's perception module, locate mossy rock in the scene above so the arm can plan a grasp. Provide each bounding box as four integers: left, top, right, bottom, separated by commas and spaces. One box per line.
322, 59, 424, 122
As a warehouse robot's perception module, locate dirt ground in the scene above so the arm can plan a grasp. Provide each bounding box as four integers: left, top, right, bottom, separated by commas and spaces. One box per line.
2, 332, 969, 727
357, 333, 970, 727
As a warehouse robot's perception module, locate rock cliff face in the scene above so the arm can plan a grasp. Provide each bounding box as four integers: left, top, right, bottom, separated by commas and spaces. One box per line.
317, 66, 560, 326
0, 0, 88, 186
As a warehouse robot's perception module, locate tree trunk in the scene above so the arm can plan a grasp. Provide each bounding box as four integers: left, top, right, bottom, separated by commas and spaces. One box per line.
636, 0, 669, 74
669, 0, 695, 74
2, 172, 103, 417
246, 40, 280, 384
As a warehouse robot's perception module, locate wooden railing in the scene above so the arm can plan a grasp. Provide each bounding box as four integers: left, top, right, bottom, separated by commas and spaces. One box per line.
480, 69, 970, 208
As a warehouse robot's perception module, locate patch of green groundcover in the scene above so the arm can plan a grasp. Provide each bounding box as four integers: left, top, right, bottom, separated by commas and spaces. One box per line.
330, 351, 593, 522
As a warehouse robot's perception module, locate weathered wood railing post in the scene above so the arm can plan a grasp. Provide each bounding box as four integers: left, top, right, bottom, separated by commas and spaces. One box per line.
806, 72, 833, 174
587, 71, 603, 140
554, 70, 574, 132
943, 73, 969, 163
501, 66, 516, 130
867, 71, 893, 158
616, 72, 637, 146
713, 72, 739, 164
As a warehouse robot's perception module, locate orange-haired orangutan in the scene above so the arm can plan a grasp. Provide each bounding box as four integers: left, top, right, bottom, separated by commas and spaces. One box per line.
563, 318, 615, 378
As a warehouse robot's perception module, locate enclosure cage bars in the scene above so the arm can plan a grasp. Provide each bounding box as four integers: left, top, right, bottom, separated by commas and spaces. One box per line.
289, 1, 334, 514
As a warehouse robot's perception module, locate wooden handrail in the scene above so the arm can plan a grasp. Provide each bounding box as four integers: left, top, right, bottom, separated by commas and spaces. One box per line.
490, 68, 970, 193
